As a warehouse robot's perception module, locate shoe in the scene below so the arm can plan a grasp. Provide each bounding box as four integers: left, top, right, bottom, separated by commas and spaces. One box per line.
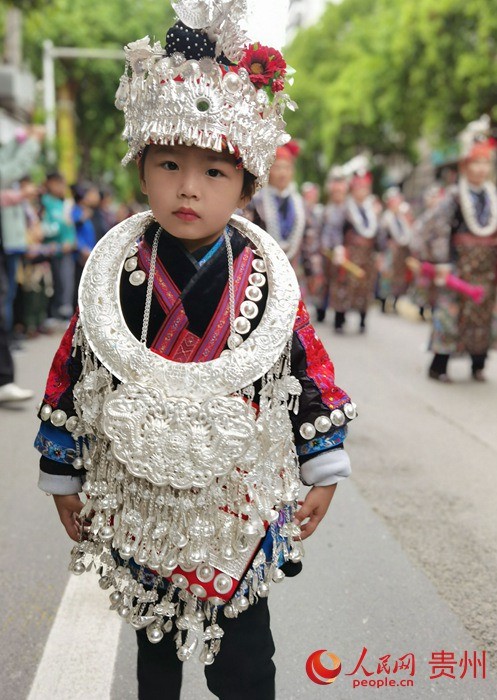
0, 382, 34, 403
37, 323, 56, 335
334, 326, 344, 335
428, 369, 452, 383
472, 370, 486, 382
316, 309, 326, 323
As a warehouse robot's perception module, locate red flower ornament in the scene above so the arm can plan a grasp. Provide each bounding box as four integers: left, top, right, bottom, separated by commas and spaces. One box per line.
238, 43, 287, 90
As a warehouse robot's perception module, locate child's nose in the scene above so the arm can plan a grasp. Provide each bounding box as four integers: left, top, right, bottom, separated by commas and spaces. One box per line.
178, 171, 200, 199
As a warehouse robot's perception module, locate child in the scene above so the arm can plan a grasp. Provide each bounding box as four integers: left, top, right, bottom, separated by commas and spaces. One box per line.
417, 115, 497, 382
70, 181, 98, 307
243, 141, 306, 265
41, 171, 76, 320
35, 4, 355, 698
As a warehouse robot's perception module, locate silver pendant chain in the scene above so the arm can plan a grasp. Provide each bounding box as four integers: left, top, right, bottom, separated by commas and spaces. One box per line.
140, 227, 162, 343
224, 228, 236, 341
140, 227, 236, 345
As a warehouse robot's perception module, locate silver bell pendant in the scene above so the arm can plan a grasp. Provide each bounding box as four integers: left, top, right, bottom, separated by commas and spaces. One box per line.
146, 622, 164, 644
71, 560, 86, 576
200, 645, 215, 665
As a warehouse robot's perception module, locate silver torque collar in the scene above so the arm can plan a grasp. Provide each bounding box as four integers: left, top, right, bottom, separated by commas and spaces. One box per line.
78, 211, 300, 399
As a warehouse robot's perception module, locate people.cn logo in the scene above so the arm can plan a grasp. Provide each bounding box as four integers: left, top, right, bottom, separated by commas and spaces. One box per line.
306, 649, 342, 685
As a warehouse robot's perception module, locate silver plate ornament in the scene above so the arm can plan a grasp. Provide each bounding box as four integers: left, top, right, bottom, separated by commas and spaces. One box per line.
103, 387, 261, 489
72, 210, 305, 666
79, 212, 300, 400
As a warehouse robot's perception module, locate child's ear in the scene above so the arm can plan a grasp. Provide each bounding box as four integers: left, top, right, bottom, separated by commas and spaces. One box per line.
237, 192, 252, 210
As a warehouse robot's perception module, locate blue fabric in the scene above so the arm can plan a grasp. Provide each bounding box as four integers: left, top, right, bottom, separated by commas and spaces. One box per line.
259, 504, 295, 568
198, 231, 226, 267
34, 420, 78, 463
72, 204, 96, 252
296, 426, 347, 458
470, 189, 490, 226
273, 194, 296, 241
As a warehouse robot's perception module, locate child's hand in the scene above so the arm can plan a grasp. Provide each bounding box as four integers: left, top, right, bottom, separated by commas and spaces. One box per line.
53, 494, 84, 542
293, 484, 337, 540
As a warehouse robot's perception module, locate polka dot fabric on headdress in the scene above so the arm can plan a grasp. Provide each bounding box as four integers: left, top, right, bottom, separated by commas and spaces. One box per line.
165, 21, 216, 60
116, 3, 294, 187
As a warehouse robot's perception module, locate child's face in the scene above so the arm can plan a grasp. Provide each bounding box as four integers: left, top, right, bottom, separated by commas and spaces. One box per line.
140, 144, 248, 251
351, 183, 371, 203
83, 187, 101, 208
268, 158, 294, 192
461, 158, 492, 187
46, 177, 67, 199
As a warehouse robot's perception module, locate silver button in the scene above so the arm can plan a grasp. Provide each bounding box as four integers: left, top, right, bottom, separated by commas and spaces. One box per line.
240, 300, 258, 320
124, 257, 138, 272
234, 316, 251, 335
129, 270, 146, 286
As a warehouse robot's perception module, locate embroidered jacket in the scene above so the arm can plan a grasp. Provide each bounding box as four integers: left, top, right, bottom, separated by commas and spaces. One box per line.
36, 224, 354, 484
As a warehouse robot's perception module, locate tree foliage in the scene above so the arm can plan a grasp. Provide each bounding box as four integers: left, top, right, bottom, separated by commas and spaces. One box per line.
3, 0, 497, 191
285, 0, 497, 182
1, 0, 174, 197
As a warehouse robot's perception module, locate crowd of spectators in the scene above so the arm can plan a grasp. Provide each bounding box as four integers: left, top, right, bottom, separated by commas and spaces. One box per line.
0, 126, 143, 403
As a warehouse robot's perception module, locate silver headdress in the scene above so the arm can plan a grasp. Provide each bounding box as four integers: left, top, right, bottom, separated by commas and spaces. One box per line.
115, 0, 296, 187
458, 114, 494, 160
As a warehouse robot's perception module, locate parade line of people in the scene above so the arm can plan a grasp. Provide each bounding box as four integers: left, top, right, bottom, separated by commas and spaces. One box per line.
248, 117, 496, 385
2, 113, 496, 410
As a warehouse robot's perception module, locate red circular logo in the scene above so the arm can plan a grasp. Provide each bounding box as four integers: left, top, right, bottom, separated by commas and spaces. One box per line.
306, 649, 342, 685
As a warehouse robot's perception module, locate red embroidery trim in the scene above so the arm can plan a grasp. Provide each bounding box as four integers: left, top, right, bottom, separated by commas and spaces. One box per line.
293, 300, 350, 409
43, 313, 79, 407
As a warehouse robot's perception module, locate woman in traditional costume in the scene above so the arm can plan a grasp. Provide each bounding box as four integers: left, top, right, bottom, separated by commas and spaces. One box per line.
417, 116, 497, 382
328, 168, 379, 333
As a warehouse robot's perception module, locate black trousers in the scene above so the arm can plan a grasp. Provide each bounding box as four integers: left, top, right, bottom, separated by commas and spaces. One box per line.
430, 352, 487, 375
136, 598, 275, 700
334, 310, 367, 329
0, 252, 14, 387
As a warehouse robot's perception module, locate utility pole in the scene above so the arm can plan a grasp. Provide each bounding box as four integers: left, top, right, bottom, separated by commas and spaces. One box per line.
3, 7, 22, 67
41, 43, 124, 167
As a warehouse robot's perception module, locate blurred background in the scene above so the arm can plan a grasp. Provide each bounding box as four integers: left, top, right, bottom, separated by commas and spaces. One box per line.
1, 1, 496, 698
2, 0, 496, 200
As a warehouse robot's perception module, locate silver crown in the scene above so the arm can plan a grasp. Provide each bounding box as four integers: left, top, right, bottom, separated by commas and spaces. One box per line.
115, 2, 295, 187
172, 0, 249, 62
458, 114, 492, 159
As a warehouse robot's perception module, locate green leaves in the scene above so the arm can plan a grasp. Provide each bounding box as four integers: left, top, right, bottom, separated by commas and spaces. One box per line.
12, 0, 174, 197
285, 0, 497, 183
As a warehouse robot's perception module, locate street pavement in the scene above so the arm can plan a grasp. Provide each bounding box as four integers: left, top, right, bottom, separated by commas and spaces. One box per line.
1, 302, 496, 700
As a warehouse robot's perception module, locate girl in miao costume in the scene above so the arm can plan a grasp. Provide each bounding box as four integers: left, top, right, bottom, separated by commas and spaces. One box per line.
417, 115, 497, 382
377, 187, 413, 313
329, 166, 379, 333
244, 141, 307, 265
35, 2, 356, 696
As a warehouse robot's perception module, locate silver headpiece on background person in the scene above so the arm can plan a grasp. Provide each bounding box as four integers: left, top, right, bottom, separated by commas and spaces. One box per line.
115, 0, 296, 187
326, 165, 346, 182
458, 114, 492, 160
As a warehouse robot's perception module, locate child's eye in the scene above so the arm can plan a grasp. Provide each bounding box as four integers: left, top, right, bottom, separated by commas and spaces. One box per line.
207, 168, 224, 178
161, 161, 178, 171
